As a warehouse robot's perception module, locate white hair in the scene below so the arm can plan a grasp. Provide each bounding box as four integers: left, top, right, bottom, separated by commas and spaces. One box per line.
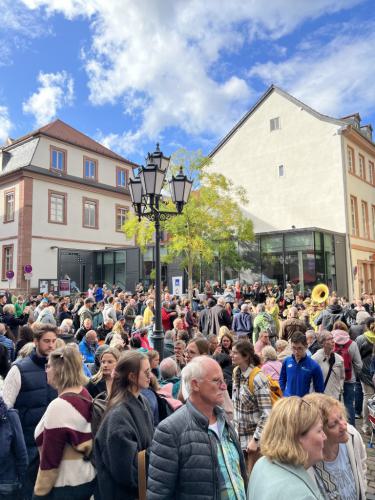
217, 297, 225, 306
181, 355, 208, 397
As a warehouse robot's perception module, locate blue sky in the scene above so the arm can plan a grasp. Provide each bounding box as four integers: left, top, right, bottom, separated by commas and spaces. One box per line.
1, 0, 375, 164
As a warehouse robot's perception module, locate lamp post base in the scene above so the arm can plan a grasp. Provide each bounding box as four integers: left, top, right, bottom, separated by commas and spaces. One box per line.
151, 328, 165, 361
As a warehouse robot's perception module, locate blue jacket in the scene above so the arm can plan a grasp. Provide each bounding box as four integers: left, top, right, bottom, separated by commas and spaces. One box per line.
14, 349, 57, 448
232, 312, 253, 336
279, 354, 324, 397
0, 398, 28, 495
0, 334, 15, 362
79, 338, 98, 364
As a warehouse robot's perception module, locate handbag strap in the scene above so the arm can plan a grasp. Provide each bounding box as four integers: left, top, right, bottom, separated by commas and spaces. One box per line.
324, 353, 336, 389
138, 450, 147, 500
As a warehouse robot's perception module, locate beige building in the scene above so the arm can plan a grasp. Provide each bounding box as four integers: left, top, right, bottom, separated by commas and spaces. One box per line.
209, 86, 375, 299
0, 119, 136, 293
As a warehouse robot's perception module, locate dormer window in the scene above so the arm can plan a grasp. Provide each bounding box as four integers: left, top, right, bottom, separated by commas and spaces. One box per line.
50, 146, 67, 174
83, 157, 98, 181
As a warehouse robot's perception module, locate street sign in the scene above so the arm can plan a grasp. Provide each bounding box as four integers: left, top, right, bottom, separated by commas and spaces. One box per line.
6, 270, 14, 280
24, 264, 33, 273
24, 273, 32, 280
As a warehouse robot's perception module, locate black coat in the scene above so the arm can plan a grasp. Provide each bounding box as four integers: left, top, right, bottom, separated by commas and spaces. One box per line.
94, 393, 154, 500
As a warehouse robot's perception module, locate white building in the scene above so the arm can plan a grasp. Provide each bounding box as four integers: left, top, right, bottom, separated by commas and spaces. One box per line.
209, 85, 375, 298
0, 119, 136, 293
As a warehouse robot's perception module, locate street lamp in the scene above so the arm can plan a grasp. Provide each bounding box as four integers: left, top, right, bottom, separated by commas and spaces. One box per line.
128, 144, 192, 360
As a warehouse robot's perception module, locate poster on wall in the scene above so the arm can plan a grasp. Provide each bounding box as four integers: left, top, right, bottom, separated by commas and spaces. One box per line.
39, 280, 49, 294
59, 279, 71, 296
49, 280, 59, 293
172, 276, 183, 296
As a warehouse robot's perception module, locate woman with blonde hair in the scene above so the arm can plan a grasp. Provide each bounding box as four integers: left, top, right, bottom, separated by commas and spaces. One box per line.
132, 315, 145, 332
86, 347, 121, 398
34, 345, 96, 499
248, 397, 326, 499
305, 393, 367, 500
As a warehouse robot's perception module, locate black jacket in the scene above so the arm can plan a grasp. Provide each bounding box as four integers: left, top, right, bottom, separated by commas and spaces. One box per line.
147, 400, 247, 499
94, 393, 154, 500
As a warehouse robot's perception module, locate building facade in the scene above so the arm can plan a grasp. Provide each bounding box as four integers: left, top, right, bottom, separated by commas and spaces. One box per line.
209, 86, 375, 298
0, 120, 136, 293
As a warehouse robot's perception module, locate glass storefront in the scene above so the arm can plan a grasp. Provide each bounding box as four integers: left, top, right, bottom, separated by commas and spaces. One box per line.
239, 230, 339, 293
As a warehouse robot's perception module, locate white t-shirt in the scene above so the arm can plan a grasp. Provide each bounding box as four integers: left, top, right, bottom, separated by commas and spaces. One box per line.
324, 443, 356, 500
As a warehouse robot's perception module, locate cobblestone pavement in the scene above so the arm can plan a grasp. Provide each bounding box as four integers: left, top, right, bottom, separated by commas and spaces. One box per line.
359, 420, 375, 499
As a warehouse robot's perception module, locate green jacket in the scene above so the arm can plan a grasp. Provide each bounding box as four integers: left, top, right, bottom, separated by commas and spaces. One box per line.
248, 457, 324, 500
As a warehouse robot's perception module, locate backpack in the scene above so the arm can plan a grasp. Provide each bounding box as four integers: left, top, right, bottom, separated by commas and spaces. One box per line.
263, 313, 277, 339
90, 393, 107, 437
334, 340, 353, 381
234, 366, 282, 406
155, 391, 175, 422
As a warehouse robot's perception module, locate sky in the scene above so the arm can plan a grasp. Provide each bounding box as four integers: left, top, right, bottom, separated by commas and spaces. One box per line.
0, 0, 375, 165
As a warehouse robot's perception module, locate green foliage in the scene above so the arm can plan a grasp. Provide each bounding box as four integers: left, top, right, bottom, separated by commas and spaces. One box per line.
123, 212, 155, 252
123, 149, 254, 294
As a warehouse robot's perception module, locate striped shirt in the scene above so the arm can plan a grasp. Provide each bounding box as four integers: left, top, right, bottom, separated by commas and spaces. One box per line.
34, 389, 96, 497
232, 365, 272, 449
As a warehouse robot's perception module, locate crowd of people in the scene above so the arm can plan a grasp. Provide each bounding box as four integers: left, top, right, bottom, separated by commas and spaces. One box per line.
0, 280, 374, 499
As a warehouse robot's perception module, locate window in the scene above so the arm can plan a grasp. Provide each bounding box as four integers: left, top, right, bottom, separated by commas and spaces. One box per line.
359, 154, 365, 180
116, 167, 128, 188
372, 205, 375, 240
369, 161, 375, 185
50, 146, 67, 174
347, 146, 355, 174
361, 200, 369, 239
83, 198, 98, 229
4, 189, 15, 222
48, 191, 67, 224
116, 205, 128, 232
278, 165, 285, 177
1, 244, 13, 280
83, 157, 98, 181
350, 196, 359, 236
270, 117, 280, 131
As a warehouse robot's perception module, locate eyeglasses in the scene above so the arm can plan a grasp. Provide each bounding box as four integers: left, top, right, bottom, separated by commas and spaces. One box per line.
210, 378, 227, 387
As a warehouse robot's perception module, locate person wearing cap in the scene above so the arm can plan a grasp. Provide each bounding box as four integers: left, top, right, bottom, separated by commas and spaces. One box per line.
332, 326, 362, 426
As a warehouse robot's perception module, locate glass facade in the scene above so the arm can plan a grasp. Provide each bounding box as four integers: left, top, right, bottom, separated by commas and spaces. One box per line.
239, 230, 338, 293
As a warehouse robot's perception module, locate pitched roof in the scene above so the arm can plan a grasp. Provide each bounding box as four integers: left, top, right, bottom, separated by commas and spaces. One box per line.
3, 119, 138, 166
209, 85, 347, 157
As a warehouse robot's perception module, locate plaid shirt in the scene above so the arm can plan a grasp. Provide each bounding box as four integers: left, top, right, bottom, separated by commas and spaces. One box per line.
232, 365, 272, 449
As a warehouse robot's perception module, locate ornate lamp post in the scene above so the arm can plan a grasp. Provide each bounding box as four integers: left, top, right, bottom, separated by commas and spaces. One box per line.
128, 144, 192, 359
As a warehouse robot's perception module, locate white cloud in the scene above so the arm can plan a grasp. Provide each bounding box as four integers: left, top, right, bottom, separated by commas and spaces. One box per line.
0, 106, 12, 143
19, 0, 365, 152
249, 23, 375, 118
22, 71, 74, 127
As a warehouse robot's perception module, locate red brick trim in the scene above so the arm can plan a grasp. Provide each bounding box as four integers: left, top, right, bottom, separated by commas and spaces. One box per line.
16, 177, 33, 288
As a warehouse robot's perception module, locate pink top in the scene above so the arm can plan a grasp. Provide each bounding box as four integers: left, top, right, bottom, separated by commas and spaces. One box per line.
261, 360, 282, 381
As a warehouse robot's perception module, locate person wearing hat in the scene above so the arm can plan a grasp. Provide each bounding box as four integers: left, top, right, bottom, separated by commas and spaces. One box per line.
332, 327, 362, 426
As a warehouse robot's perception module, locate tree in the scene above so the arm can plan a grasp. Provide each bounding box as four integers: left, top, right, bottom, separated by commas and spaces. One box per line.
123, 149, 254, 297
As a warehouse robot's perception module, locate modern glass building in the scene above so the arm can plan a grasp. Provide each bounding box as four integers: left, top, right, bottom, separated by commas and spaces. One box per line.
238, 228, 348, 296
